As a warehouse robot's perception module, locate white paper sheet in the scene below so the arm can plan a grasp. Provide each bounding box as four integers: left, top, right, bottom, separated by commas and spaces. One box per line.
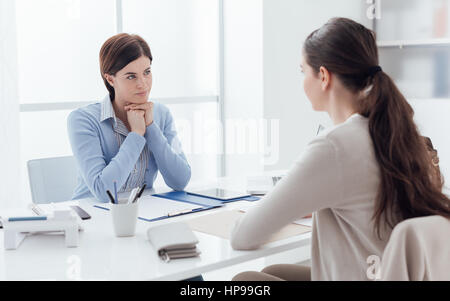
95, 194, 204, 221
36, 201, 81, 215
138, 195, 204, 220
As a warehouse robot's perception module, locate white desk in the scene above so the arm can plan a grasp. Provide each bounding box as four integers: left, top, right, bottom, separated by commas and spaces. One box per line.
0, 174, 311, 281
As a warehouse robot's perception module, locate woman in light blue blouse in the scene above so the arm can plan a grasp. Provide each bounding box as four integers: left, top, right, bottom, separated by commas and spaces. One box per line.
67, 33, 191, 203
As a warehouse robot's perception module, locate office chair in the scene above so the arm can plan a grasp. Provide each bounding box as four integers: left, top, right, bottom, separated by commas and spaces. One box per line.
27, 156, 78, 204
381, 215, 450, 281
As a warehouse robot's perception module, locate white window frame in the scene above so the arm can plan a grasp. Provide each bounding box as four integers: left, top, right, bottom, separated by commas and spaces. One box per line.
19, 0, 227, 177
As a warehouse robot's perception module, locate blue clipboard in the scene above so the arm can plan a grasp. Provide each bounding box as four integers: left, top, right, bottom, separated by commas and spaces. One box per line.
93, 203, 222, 223
152, 191, 260, 207
93, 191, 259, 223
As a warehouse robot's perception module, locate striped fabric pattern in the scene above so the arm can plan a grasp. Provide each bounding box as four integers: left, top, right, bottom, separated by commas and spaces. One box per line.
100, 97, 149, 192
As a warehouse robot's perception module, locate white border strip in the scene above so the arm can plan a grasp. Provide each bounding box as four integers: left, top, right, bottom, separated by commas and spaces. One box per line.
116, 0, 123, 33
378, 38, 450, 49
218, 0, 226, 177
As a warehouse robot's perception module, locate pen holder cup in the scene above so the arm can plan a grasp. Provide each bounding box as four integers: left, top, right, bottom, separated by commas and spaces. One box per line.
111, 199, 139, 237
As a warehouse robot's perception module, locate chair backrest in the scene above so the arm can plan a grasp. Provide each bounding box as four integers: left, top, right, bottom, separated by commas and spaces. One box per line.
381, 215, 450, 281
27, 156, 78, 204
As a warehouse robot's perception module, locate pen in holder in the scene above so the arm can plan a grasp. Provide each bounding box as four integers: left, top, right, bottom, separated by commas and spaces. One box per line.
111, 198, 139, 237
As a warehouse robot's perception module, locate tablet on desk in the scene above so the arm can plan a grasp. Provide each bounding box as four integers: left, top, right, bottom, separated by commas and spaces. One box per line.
188, 189, 251, 201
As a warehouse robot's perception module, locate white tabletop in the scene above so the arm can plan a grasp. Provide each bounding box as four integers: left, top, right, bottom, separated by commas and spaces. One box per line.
0, 173, 311, 281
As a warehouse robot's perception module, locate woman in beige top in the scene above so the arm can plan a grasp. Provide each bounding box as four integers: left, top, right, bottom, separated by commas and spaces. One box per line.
230, 18, 450, 281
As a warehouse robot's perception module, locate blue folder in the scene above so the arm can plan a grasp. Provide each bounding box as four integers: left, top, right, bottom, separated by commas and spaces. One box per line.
93, 191, 260, 223
152, 191, 260, 207
93, 203, 222, 223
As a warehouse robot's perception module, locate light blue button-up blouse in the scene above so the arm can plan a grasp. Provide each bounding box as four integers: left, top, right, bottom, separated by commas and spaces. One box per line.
67, 95, 191, 203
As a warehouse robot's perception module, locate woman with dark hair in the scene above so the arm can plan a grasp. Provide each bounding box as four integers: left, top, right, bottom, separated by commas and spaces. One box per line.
231, 18, 450, 281
68, 33, 191, 203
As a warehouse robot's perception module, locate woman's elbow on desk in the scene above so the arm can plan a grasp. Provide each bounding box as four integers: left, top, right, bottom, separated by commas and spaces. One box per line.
167, 177, 189, 191
230, 237, 260, 251
91, 188, 110, 203
167, 166, 191, 191
230, 219, 262, 251
89, 178, 113, 203
170, 180, 189, 191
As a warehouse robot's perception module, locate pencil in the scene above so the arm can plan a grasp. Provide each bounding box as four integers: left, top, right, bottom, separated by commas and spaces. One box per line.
113, 181, 118, 204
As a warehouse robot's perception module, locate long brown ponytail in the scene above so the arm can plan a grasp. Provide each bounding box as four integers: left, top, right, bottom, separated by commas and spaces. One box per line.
304, 18, 450, 238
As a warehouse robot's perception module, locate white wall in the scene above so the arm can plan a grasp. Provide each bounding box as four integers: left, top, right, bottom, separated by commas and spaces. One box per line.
262, 0, 370, 171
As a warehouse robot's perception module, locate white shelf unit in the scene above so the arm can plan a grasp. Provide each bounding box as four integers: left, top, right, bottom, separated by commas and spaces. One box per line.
372, 0, 450, 100
377, 38, 450, 49
371, 0, 450, 183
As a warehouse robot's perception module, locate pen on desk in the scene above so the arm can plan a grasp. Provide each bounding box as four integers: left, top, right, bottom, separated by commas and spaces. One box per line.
167, 209, 193, 217
133, 184, 147, 203
113, 181, 118, 204
106, 190, 115, 204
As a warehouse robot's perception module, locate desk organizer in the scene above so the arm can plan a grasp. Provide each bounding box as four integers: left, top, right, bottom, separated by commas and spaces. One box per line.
2, 210, 79, 250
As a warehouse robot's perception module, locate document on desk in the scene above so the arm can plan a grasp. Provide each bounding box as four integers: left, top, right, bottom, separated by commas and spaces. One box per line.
186, 209, 311, 243
139, 195, 205, 220
35, 201, 81, 215
0, 203, 77, 221
94, 195, 205, 221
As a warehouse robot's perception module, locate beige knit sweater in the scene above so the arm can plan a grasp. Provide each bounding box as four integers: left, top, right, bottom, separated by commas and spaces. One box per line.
231, 114, 392, 280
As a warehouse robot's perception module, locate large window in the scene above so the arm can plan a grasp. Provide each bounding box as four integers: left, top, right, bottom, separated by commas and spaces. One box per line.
17, 0, 221, 201
122, 0, 219, 98
16, 0, 116, 104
